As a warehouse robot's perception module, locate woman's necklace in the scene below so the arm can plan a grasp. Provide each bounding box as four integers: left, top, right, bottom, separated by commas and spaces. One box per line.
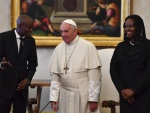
129, 41, 135, 45
64, 38, 79, 74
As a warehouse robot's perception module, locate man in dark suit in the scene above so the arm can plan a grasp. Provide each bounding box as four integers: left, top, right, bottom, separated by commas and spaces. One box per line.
0, 14, 38, 113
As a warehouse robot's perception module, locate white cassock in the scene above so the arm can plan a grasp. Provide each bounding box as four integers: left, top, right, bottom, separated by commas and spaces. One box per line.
48, 36, 102, 113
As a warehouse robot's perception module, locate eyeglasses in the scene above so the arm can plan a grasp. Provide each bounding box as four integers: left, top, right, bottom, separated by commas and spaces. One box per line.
123, 25, 135, 29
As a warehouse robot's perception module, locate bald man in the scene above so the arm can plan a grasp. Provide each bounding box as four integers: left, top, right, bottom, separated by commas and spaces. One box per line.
0, 14, 38, 113
48, 19, 102, 113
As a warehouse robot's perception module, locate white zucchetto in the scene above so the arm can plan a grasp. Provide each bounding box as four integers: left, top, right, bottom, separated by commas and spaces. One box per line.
62, 19, 77, 28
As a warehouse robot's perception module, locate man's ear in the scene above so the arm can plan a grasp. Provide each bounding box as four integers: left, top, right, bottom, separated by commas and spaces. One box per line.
74, 29, 78, 34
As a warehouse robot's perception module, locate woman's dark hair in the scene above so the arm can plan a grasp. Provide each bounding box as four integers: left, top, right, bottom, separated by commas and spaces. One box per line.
124, 15, 146, 41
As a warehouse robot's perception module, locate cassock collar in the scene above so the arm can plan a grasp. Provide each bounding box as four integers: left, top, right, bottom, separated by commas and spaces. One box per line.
67, 35, 79, 46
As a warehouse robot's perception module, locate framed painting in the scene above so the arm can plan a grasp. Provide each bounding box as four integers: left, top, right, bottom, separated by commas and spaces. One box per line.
11, 0, 130, 47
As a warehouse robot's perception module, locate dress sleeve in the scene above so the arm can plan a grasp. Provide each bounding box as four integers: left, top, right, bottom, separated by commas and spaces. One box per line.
0, 33, 4, 65
132, 41, 150, 95
110, 43, 124, 93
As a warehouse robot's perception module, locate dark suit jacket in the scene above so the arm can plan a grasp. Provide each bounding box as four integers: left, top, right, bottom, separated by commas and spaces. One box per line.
0, 29, 38, 99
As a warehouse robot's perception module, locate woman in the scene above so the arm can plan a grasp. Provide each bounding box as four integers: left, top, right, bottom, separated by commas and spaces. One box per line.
110, 15, 150, 113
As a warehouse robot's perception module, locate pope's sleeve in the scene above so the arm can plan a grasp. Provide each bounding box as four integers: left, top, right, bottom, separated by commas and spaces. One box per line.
88, 67, 102, 102
49, 73, 61, 102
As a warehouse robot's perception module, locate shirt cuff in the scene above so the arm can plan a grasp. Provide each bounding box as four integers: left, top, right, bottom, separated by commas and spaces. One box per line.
89, 81, 101, 102
25, 78, 30, 84
0, 62, 5, 69
49, 81, 61, 102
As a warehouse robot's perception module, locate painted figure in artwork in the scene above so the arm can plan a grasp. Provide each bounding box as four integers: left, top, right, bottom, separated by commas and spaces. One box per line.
21, 0, 60, 36
82, 0, 121, 36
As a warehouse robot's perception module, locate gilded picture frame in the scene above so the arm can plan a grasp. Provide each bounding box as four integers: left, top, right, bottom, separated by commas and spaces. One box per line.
11, 0, 130, 47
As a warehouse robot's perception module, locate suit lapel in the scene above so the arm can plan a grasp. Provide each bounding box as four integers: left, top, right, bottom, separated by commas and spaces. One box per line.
10, 30, 19, 59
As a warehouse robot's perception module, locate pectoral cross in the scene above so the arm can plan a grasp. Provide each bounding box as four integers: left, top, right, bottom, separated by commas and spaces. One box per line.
64, 65, 69, 74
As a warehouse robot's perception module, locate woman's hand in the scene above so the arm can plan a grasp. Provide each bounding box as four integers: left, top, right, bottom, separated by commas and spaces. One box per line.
121, 89, 134, 99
